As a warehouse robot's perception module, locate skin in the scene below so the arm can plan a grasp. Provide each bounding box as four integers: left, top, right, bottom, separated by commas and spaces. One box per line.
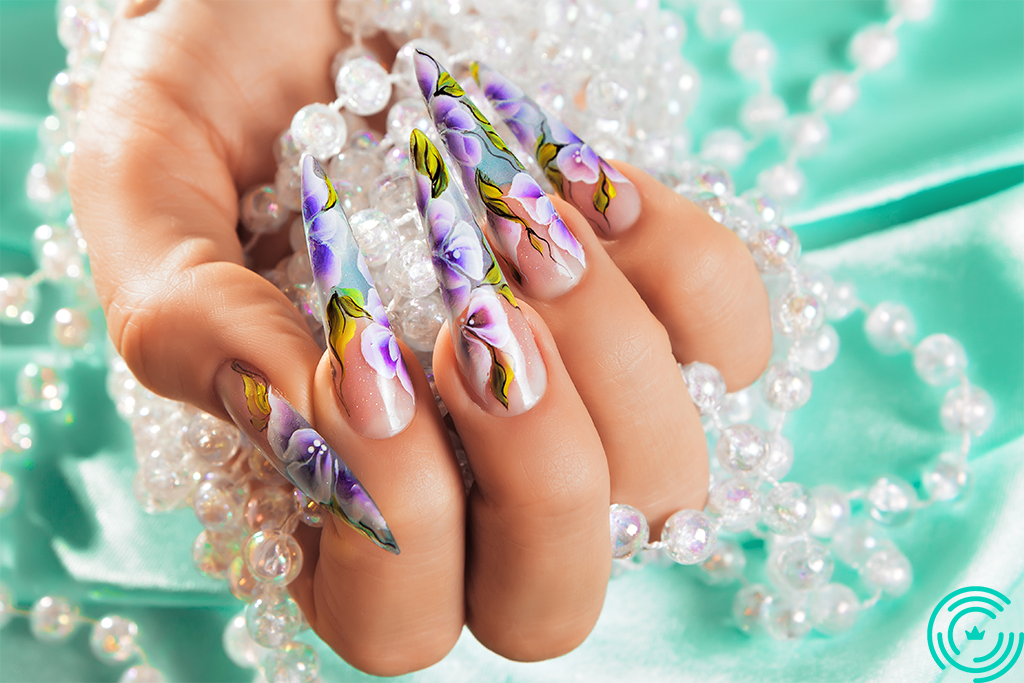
67, 0, 772, 675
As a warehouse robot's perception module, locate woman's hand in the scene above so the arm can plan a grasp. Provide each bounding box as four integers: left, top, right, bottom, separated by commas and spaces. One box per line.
67, 0, 771, 675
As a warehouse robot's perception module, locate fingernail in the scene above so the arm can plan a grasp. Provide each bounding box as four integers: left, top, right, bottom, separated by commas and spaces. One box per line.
412, 50, 586, 300
301, 154, 416, 440
470, 61, 642, 238
215, 360, 399, 554
409, 129, 547, 416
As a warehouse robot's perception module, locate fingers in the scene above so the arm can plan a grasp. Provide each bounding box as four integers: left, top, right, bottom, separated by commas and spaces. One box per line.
472, 63, 772, 389
413, 133, 609, 659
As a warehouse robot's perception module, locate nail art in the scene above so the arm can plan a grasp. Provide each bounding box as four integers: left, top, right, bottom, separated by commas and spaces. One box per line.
412, 50, 586, 300
470, 61, 642, 238
301, 154, 416, 440
216, 361, 399, 554
410, 129, 547, 416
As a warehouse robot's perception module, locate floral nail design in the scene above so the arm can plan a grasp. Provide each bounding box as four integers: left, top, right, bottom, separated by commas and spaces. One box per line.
410, 129, 546, 415
471, 61, 642, 238
301, 155, 415, 439
413, 50, 585, 300
216, 361, 398, 554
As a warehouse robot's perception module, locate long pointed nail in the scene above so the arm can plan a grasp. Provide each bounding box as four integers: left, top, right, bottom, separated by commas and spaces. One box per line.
412, 50, 586, 300
409, 129, 547, 416
215, 360, 399, 554
301, 154, 416, 439
470, 61, 642, 238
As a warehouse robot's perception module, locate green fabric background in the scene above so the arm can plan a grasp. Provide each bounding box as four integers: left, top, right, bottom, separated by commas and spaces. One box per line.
1, 1, 1022, 681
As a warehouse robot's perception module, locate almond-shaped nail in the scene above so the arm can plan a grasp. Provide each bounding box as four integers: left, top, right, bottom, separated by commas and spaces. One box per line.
215, 360, 398, 554
470, 61, 642, 238
301, 154, 416, 439
410, 129, 547, 416
412, 50, 586, 300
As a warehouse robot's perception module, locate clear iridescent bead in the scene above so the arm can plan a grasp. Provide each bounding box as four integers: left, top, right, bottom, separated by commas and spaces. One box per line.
335, 56, 393, 116
762, 482, 815, 535
810, 583, 860, 635
773, 289, 825, 338
781, 114, 830, 158
348, 209, 399, 267
662, 509, 717, 565
245, 590, 302, 649
244, 530, 303, 585
0, 583, 13, 628
809, 72, 860, 115
119, 666, 165, 683
290, 104, 347, 160
390, 291, 445, 353
52, 308, 92, 348
865, 302, 916, 354
729, 31, 776, 79
192, 529, 241, 580
832, 521, 891, 567
192, 475, 247, 531
0, 275, 40, 325
240, 185, 289, 234
386, 240, 438, 299
30, 596, 79, 642
262, 641, 320, 683
733, 583, 770, 633
756, 164, 805, 205
861, 547, 912, 596
184, 413, 240, 468
761, 593, 811, 641
826, 281, 859, 320
866, 475, 917, 526
739, 91, 787, 136
761, 363, 812, 411
913, 334, 967, 386
707, 478, 761, 532
245, 486, 299, 533
90, 615, 139, 662
849, 25, 898, 71
294, 489, 324, 528
940, 384, 994, 435
0, 409, 33, 454
772, 538, 834, 591
922, 452, 971, 502
17, 363, 68, 411
790, 324, 840, 371
609, 504, 649, 560
0, 471, 17, 515
680, 362, 727, 416
809, 485, 850, 539
228, 557, 261, 604
715, 424, 768, 476
223, 612, 266, 669
696, 0, 744, 40
749, 225, 800, 273
763, 432, 793, 480
699, 538, 746, 585
386, 98, 432, 144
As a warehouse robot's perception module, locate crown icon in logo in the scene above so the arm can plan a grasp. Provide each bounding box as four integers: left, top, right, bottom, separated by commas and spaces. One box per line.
966, 626, 986, 641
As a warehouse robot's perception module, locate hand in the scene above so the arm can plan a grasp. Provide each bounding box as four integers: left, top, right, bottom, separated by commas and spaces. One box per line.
68, 0, 771, 675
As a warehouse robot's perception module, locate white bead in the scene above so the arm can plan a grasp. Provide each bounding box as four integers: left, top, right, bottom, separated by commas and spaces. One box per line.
244, 530, 303, 585
715, 424, 768, 476
262, 641, 320, 683
335, 56, 393, 116
386, 98, 432, 145
781, 115, 830, 158
696, 0, 743, 40
749, 224, 800, 273
774, 289, 825, 338
940, 384, 995, 435
810, 583, 860, 635
762, 482, 815, 535
609, 504, 650, 560
763, 432, 793, 480
888, 0, 935, 21
680, 361, 727, 416
30, 596, 79, 641
849, 25, 899, 71
246, 590, 302, 649
772, 538, 834, 591
733, 583, 770, 633
700, 128, 747, 168
290, 104, 347, 160
707, 478, 762, 532
719, 387, 756, 425
790, 324, 840, 372
699, 538, 747, 585
729, 31, 776, 78
913, 334, 967, 386
756, 164, 805, 205
223, 612, 267, 669
119, 666, 165, 683
0, 276, 40, 325
867, 475, 917, 526
348, 209, 399, 267
0, 583, 13, 628
761, 593, 811, 641
193, 475, 247, 531
810, 485, 850, 539
240, 186, 289, 235
762, 362, 812, 411
90, 615, 138, 662
864, 302, 916, 354
832, 521, 893, 567
826, 281, 859, 320
739, 92, 788, 136
922, 453, 971, 502
192, 529, 240, 580
185, 412, 240, 467
662, 509, 717, 564
861, 547, 913, 596
808, 72, 860, 115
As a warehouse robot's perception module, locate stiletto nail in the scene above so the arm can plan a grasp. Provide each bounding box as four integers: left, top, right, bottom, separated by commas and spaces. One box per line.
301, 154, 416, 439
215, 360, 399, 554
409, 129, 547, 416
412, 50, 586, 300
470, 61, 642, 238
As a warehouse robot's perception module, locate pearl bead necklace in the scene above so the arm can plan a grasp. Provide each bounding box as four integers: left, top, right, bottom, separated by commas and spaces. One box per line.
0, 1, 997, 681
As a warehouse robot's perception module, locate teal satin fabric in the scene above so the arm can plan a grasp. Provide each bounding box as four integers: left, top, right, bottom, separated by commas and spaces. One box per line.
1, 1, 1022, 681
